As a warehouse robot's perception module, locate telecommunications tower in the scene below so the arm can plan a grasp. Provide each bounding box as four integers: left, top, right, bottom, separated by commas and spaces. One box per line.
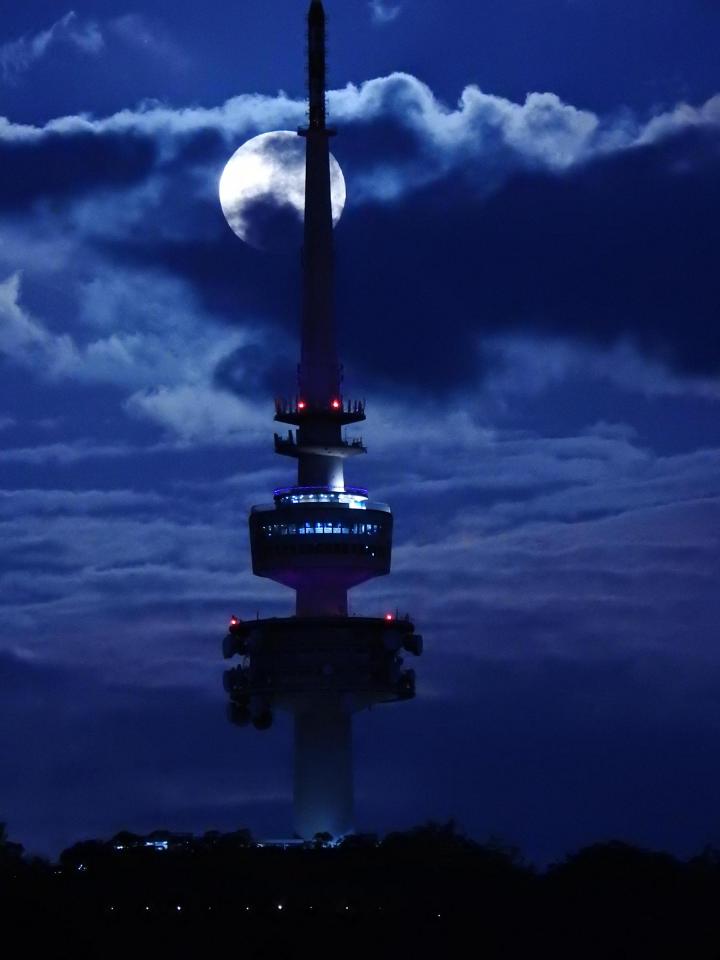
222, 0, 422, 840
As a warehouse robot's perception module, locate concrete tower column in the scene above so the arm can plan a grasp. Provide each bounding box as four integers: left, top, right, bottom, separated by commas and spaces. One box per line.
294, 707, 353, 839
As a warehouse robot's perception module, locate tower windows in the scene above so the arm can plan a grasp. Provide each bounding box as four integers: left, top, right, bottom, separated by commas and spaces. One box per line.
255, 540, 389, 559
261, 521, 381, 537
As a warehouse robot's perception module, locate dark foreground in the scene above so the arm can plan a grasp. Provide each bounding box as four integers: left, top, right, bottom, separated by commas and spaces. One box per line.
2, 821, 720, 958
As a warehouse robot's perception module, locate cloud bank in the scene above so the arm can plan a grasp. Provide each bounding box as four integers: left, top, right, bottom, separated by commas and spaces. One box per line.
1, 71, 718, 179
0, 72, 718, 411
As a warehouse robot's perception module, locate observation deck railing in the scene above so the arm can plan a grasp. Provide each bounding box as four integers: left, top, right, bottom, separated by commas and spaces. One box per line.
274, 397, 366, 426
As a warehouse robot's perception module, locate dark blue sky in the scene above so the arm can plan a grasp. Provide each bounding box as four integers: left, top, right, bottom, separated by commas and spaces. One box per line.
1, 1, 720, 864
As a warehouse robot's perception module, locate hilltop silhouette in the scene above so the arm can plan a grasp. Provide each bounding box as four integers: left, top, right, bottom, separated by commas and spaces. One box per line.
3, 820, 720, 958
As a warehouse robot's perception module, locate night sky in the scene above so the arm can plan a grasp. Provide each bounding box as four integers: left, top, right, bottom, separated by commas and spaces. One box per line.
1, 0, 720, 864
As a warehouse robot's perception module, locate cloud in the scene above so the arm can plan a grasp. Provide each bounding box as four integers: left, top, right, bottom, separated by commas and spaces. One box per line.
0, 11, 187, 86
0, 129, 157, 211
108, 14, 189, 71
329, 123, 720, 388
0, 11, 104, 82
477, 335, 720, 404
0, 267, 274, 443
125, 385, 267, 444
369, 0, 403, 25
0, 272, 76, 365
0, 268, 246, 392
0, 441, 147, 465
0, 486, 164, 518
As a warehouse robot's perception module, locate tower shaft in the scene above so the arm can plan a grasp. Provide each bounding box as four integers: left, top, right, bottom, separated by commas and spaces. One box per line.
295, 3, 349, 834
294, 707, 353, 837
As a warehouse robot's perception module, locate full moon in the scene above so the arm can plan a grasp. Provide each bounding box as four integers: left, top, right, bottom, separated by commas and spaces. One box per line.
219, 131, 346, 250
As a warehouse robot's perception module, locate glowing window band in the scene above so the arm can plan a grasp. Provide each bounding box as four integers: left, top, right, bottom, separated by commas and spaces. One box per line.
262, 521, 381, 537
273, 485, 368, 508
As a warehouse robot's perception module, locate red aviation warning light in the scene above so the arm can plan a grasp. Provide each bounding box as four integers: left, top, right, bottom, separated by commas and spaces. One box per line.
229, 616, 242, 634
331, 398, 341, 409
384, 613, 394, 621
297, 400, 306, 410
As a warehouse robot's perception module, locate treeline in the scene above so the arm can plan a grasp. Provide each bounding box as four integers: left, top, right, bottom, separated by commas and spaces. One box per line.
2, 820, 720, 958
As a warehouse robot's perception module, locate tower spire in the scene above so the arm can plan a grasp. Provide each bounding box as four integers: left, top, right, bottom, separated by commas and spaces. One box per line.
300, 0, 338, 406
307, 0, 327, 131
